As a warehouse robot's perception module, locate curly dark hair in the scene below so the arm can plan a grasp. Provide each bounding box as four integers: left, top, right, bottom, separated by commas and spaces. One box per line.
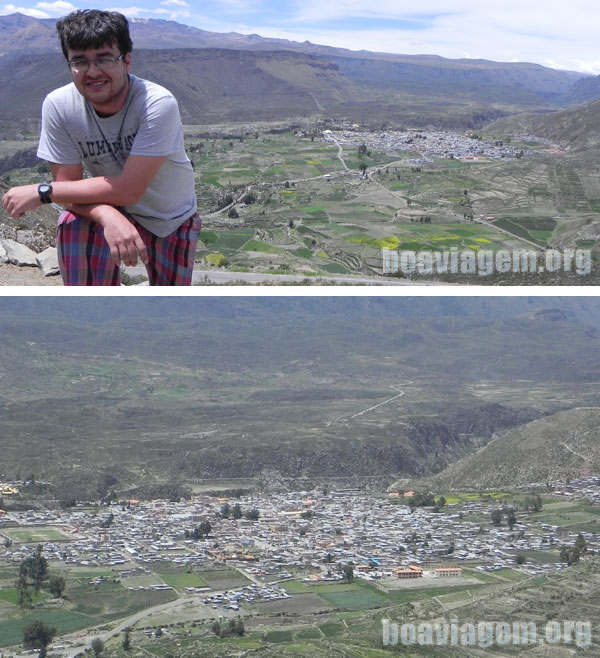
56, 9, 133, 59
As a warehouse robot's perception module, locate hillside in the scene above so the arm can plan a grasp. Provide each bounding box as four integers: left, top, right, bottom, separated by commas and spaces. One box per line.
2, 297, 600, 498
485, 97, 600, 150
428, 407, 600, 489
0, 48, 360, 124
0, 13, 591, 128
426, 558, 600, 657
562, 72, 600, 105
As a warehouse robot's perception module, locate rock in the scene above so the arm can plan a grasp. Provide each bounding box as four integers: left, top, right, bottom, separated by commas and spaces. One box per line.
0, 239, 37, 267
0, 241, 7, 263
36, 247, 60, 277
16, 230, 35, 244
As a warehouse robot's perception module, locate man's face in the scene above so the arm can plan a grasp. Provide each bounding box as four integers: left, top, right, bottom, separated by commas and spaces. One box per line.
67, 42, 131, 116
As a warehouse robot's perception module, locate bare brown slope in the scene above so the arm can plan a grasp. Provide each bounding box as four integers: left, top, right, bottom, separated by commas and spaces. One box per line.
430, 407, 600, 489
486, 97, 600, 150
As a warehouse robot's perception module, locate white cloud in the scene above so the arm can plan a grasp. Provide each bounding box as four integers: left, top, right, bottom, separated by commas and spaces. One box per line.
108, 3, 190, 20
546, 59, 600, 75
1, 3, 49, 17
161, 0, 189, 6
36, 0, 74, 9
1, 0, 75, 16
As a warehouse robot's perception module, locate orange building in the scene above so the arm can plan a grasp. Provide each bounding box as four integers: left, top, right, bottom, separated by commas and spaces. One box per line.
393, 564, 423, 579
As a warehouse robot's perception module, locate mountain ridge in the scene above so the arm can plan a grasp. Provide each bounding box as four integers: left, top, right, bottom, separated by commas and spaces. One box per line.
0, 12, 594, 128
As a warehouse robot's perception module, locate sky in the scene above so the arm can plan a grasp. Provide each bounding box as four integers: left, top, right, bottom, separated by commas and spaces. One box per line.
2, 0, 600, 74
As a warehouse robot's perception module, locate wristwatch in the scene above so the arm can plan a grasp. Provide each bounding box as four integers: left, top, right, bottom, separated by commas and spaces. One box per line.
38, 182, 53, 204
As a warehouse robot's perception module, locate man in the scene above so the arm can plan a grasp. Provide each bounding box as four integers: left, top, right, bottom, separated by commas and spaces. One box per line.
2, 9, 200, 285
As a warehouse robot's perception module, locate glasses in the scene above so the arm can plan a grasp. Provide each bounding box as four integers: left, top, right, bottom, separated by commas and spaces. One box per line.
68, 54, 125, 74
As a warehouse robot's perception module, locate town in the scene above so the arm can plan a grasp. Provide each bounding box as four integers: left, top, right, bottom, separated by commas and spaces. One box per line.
322, 127, 558, 164
2, 476, 598, 595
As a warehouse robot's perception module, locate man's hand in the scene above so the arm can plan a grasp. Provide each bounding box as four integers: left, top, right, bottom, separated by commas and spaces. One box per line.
96, 207, 149, 267
1, 184, 42, 219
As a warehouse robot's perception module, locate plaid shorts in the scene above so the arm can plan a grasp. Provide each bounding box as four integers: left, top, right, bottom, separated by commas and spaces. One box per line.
56, 211, 202, 286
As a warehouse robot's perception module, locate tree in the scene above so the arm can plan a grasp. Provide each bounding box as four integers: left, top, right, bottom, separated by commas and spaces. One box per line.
358, 143, 367, 159
232, 503, 243, 520
17, 545, 48, 608
227, 206, 239, 218
507, 508, 517, 530
26, 545, 48, 592
91, 637, 104, 657
122, 628, 131, 651
23, 620, 56, 658
575, 533, 587, 556
48, 574, 66, 598
220, 502, 231, 518
523, 494, 542, 512
358, 163, 368, 177
491, 509, 502, 526
17, 571, 33, 608
211, 621, 222, 637
100, 512, 114, 528
192, 520, 212, 539
343, 564, 354, 583
515, 554, 526, 565
244, 507, 260, 521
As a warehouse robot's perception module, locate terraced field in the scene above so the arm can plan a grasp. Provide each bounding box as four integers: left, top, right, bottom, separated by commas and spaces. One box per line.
187, 127, 600, 281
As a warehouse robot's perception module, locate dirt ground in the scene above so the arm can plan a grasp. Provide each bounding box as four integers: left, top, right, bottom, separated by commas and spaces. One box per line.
0, 261, 62, 286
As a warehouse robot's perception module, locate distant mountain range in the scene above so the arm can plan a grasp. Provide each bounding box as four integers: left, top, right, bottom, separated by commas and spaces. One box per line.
0, 13, 597, 129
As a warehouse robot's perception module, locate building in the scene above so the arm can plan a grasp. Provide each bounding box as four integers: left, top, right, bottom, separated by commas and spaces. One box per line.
393, 564, 423, 579
434, 566, 462, 577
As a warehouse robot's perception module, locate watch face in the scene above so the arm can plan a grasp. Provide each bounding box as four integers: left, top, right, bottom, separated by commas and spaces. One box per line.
39, 184, 51, 195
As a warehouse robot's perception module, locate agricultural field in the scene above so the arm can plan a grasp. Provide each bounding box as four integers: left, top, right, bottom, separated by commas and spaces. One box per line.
182, 124, 600, 282
0, 561, 178, 647
3, 120, 599, 282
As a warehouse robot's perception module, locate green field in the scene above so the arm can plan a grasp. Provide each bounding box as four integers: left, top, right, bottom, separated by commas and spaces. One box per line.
199, 569, 250, 590
282, 580, 361, 595
0, 588, 49, 605
264, 629, 294, 643
319, 588, 388, 610
157, 571, 209, 590
4, 527, 73, 542
187, 130, 585, 281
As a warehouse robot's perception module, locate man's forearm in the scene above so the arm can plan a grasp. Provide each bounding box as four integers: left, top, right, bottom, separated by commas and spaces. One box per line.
66, 202, 121, 227
52, 176, 135, 208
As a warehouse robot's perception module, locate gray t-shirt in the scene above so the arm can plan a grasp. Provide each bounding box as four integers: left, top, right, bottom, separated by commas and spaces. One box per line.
37, 74, 197, 237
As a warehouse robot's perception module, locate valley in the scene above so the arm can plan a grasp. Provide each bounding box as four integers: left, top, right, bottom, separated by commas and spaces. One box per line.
2, 298, 600, 655
4, 119, 600, 284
